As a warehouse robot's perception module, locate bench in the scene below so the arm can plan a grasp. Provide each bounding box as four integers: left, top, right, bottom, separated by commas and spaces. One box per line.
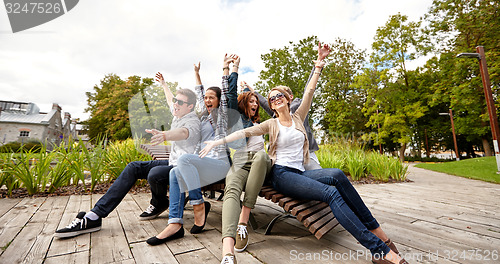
140, 144, 339, 239
258, 186, 339, 239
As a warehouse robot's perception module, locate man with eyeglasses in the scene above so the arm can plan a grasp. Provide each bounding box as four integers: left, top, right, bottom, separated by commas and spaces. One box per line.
54, 73, 201, 238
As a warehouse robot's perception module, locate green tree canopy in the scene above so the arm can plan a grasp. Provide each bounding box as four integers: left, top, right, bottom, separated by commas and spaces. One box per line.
362, 13, 430, 161
84, 74, 174, 141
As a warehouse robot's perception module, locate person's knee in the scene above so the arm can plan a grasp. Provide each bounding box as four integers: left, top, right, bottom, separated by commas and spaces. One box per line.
253, 151, 268, 164
124, 161, 141, 171
332, 169, 349, 182
147, 167, 167, 183
177, 154, 195, 166
324, 186, 343, 203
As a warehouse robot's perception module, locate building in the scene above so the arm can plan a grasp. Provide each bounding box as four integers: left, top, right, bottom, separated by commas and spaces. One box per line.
0, 100, 78, 149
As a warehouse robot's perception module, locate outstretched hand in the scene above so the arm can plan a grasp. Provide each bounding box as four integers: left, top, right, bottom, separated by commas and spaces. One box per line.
146, 129, 165, 146
194, 62, 201, 73
223, 54, 239, 67
240, 81, 254, 93
199, 140, 217, 158
155, 72, 166, 86
317, 42, 331, 61
232, 54, 240, 67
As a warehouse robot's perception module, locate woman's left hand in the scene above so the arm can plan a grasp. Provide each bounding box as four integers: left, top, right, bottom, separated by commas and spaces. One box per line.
199, 141, 216, 158
317, 42, 331, 61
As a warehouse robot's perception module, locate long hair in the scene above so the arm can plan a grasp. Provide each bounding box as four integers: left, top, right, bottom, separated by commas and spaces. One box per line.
237, 92, 260, 123
200, 86, 222, 118
267, 86, 291, 117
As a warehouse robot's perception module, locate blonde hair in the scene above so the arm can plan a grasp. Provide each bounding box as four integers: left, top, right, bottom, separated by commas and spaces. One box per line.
281, 86, 293, 97
267, 86, 291, 117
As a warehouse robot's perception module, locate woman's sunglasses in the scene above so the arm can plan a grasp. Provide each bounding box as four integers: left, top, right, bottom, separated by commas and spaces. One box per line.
173, 97, 189, 106
269, 92, 285, 103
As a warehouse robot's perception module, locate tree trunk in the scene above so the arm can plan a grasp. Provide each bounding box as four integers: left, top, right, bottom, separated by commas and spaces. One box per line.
425, 128, 430, 158
399, 143, 406, 162
482, 137, 492, 156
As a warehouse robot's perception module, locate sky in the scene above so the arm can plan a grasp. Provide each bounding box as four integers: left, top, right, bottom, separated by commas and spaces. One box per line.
0, 0, 434, 121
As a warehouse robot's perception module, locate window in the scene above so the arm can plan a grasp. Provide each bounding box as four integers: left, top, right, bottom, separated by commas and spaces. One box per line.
19, 131, 30, 137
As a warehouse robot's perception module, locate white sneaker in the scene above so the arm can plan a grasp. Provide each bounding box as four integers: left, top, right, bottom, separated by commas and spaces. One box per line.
221, 253, 236, 264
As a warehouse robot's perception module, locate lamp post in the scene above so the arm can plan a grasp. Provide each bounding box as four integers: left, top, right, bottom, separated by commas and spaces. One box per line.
457, 46, 500, 172
439, 109, 459, 161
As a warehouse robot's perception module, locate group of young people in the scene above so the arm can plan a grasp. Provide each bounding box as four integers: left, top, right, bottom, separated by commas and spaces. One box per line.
54, 42, 408, 264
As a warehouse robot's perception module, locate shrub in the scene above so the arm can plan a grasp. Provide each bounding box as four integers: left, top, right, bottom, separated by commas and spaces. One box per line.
0, 141, 43, 153
106, 138, 151, 181
316, 138, 408, 182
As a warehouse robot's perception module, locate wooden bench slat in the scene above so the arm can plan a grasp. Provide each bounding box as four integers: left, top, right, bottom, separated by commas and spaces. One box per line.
264, 190, 279, 200
314, 217, 339, 239
283, 200, 308, 212
270, 194, 285, 203
291, 201, 322, 216
302, 206, 333, 227
308, 212, 336, 234
278, 197, 294, 207
296, 202, 329, 222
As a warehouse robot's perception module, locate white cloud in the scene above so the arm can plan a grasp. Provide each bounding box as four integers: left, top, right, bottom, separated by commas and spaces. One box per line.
0, 0, 433, 120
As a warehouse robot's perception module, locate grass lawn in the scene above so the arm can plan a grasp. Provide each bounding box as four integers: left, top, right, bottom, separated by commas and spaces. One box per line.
414, 156, 500, 184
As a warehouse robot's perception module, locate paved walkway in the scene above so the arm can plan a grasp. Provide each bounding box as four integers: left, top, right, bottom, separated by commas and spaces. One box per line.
0, 165, 499, 263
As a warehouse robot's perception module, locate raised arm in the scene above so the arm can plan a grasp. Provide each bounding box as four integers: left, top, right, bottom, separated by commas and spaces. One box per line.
155, 72, 175, 110
194, 62, 206, 113
194, 62, 202, 86
227, 55, 240, 111
295, 42, 331, 121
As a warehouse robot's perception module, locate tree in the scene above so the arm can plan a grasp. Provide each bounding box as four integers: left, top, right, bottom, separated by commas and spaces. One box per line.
85, 74, 172, 141
320, 38, 367, 139
256, 36, 321, 119
362, 14, 430, 161
424, 0, 500, 156
256, 36, 367, 139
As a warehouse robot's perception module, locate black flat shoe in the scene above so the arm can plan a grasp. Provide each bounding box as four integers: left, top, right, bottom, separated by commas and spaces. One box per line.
146, 226, 184, 245
190, 201, 211, 234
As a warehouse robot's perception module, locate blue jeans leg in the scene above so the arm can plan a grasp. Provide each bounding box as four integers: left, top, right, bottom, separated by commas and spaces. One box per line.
302, 168, 379, 230
92, 160, 170, 218
168, 167, 204, 225
271, 165, 389, 256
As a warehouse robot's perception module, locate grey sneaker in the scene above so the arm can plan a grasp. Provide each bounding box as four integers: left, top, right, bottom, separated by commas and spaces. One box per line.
234, 223, 248, 252
221, 253, 237, 264
55, 212, 102, 238
139, 204, 168, 220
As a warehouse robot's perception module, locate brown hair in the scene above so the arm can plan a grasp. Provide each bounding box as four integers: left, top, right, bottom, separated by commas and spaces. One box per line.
237, 92, 260, 123
267, 86, 291, 117
176, 88, 197, 111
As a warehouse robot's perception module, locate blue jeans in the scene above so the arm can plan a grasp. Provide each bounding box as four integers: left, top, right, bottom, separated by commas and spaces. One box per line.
92, 160, 171, 218
168, 154, 230, 224
271, 165, 390, 256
